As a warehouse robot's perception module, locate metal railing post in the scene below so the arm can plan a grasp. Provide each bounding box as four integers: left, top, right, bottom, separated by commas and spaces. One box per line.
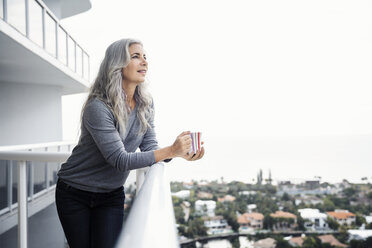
25, 0, 29, 38
18, 160, 28, 248
42, 7, 46, 49
3, 0, 7, 22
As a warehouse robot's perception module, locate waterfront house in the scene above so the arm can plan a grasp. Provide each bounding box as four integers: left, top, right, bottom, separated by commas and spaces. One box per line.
327, 209, 356, 226
195, 200, 216, 217
237, 212, 264, 231
289, 234, 347, 247
298, 208, 328, 231
202, 215, 231, 235
270, 210, 297, 231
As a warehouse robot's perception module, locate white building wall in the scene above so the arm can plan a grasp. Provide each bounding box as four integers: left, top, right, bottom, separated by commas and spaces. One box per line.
0, 82, 62, 146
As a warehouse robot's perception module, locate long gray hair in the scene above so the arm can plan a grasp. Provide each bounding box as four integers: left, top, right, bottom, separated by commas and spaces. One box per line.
81, 38, 153, 136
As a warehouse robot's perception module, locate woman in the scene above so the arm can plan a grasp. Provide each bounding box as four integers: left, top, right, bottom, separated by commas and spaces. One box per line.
56, 38, 205, 248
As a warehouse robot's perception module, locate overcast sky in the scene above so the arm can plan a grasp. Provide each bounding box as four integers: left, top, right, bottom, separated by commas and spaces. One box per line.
61, 0, 372, 184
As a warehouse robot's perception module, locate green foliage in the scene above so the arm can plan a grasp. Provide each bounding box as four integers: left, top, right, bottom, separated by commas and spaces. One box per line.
174, 205, 185, 224
171, 181, 187, 192
349, 237, 372, 248
337, 225, 349, 244
250, 192, 277, 216
181, 242, 196, 248
222, 208, 239, 232
275, 237, 292, 248
302, 236, 322, 248
172, 196, 183, 206
296, 214, 306, 231
322, 197, 336, 211
343, 187, 359, 199
229, 236, 240, 248
263, 215, 274, 230
282, 193, 291, 201
184, 217, 207, 238
326, 216, 339, 230
355, 213, 366, 227
367, 191, 372, 200
215, 201, 225, 216
367, 222, 372, 229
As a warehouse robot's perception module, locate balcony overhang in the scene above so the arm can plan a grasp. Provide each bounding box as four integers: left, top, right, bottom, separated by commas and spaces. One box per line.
43, 0, 92, 20
0, 19, 89, 95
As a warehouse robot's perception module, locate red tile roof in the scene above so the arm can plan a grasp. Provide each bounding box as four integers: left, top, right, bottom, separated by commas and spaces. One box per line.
237, 212, 264, 224
290, 237, 304, 246
318, 234, 347, 248
218, 194, 236, 202
327, 211, 355, 220
270, 211, 297, 219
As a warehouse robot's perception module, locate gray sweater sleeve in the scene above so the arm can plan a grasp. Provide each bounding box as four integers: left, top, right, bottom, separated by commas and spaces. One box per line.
139, 105, 172, 162
139, 112, 159, 152
83, 100, 156, 171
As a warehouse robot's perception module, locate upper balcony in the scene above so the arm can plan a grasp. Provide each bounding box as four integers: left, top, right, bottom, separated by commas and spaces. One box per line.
0, 0, 91, 95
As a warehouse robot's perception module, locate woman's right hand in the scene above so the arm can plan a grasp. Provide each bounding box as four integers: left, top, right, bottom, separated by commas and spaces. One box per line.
170, 131, 192, 157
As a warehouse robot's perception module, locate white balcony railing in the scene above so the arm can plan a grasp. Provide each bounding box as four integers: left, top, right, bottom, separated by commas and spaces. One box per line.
116, 163, 180, 248
0, 143, 179, 248
0, 0, 90, 81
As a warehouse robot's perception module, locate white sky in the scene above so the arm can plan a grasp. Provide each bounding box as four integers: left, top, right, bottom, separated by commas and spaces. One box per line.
61, 0, 372, 184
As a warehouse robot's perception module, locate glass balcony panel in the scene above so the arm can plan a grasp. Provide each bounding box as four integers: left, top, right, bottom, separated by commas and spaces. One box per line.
7, 0, 26, 34
0, 0, 3, 19
12, 163, 17, 204
45, 12, 56, 57
60, 145, 70, 152
68, 36, 75, 71
58, 26, 67, 65
33, 161, 46, 194
0, 160, 8, 211
46, 146, 59, 186
28, 0, 43, 47
76, 45, 83, 76
83, 52, 89, 80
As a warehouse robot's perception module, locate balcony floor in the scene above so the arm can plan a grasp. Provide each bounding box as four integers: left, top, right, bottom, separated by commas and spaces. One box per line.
0, 202, 65, 248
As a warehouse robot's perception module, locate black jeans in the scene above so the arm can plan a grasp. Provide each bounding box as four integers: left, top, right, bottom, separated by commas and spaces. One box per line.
55, 179, 125, 248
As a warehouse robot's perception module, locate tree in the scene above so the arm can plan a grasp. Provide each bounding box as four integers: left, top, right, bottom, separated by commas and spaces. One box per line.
263, 215, 275, 230
185, 217, 207, 238
326, 216, 339, 230
337, 225, 349, 244
323, 197, 336, 211
229, 236, 240, 248
174, 205, 185, 224
275, 237, 292, 248
355, 213, 366, 227
223, 210, 239, 232
282, 192, 290, 201
302, 236, 322, 248
343, 187, 357, 198
296, 214, 306, 231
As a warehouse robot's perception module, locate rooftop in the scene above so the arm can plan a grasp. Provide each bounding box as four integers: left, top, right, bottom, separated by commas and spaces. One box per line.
327, 211, 356, 219
270, 211, 297, 219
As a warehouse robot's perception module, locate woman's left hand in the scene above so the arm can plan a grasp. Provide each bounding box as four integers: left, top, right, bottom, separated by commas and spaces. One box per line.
182, 142, 205, 161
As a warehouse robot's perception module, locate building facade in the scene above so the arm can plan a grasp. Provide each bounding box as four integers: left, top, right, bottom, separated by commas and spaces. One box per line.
298, 208, 328, 231
0, 0, 91, 247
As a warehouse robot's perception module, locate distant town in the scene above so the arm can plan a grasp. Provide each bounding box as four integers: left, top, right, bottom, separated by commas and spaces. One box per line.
124, 170, 372, 248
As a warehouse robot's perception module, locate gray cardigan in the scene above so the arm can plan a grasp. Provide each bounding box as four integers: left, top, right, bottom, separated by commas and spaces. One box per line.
57, 98, 160, 193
